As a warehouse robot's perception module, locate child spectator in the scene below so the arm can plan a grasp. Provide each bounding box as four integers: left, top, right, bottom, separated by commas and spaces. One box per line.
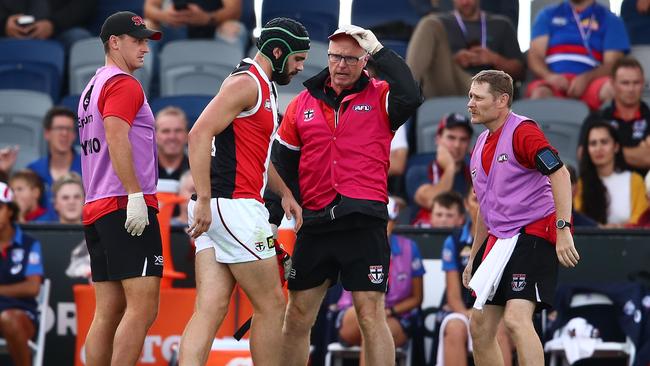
430, 191, 466, 228
8, 170, 54, 222
52, 172, 84, 224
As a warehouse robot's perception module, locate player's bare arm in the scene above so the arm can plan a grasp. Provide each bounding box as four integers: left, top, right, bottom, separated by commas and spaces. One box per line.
267, 162, 302, 231
549, 165, 580, 267
187, 74, 259, 239
463, 206, 488, 289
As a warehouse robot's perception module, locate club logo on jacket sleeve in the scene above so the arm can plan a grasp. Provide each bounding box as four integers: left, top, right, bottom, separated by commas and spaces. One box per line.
303, 109, 315, 122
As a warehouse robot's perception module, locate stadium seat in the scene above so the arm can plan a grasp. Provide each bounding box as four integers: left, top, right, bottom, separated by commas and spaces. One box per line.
159, 40, 243, 96
381, 40, 409, 59
351, 0, 420, 39
325, 341, 410, 366
240, 0, 256, 31
0, 278, 50, 366
150, 95, 213, 128
545, 292, 635, 366
89, 0, 145, 36
261, 0, 339, 42
415, 97, 473, 153
0, 90, 53, 170
0, 39, 64, 101
512, 98, 589, 168
59, 95, 81, 115
69, 38, 154, 96
277, 40, 329, 94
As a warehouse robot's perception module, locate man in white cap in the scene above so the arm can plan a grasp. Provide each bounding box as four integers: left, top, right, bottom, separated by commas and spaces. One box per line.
273, 24, 422, 365
0, 182, 44, 366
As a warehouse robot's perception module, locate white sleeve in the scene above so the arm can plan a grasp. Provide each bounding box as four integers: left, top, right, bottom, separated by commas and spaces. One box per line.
390, 123, 408, 151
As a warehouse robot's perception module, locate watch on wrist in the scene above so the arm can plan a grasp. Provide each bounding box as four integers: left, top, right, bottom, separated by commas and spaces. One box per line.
556, 219, 572, 230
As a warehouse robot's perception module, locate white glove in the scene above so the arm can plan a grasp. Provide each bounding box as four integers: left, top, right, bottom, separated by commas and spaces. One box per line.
347, 27, 383, 55
125, 192, 149, 236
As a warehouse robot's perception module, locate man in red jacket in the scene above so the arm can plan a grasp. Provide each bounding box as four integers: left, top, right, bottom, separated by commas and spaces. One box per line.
273, 25, 422, 365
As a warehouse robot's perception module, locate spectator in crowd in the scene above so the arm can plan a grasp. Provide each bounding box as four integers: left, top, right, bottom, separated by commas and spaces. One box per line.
52, 172, 84, 224
0, 181, 44, 366
579, 57, 650, 175
437, 188, 513, 366
337, 197, 425, 361
0, 0, 95, 50
27, 106, 82, 219
632, 171, 650, 227
389, 124, 409, 198
566, 165, 598, 226
171, 170, 194, 226
390, 124, 409, 179
430, 190, 466, 228
144, 0, 247, 50
527, 0, 630, 110
410, 113, 473, 226
8, 170, 53, 222
407, 0, 524, 98
575, 121, 649, 226
621, 0, 650, 45
155, 106, 190, 193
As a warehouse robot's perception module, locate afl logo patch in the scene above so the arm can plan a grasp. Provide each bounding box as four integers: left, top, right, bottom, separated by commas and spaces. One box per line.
303, 109, 315, 122
353, 104, 372, 112
497, 153, 508, 163
264, 99, 272, 111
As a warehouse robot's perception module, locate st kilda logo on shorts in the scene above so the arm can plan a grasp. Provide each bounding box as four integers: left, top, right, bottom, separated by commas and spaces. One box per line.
511, 273, 526, 292
303, 109, 315, 122
254, 241, 265, 252
368, 265, 384, 284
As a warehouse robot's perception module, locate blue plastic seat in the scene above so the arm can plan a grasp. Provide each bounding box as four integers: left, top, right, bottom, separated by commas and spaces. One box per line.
59, 95, 81, 115
89, 0, 145, 36
0, 39, 64, 101
150, 95, 214, 129
351, 0, 420, 33
261, 0, 339, 42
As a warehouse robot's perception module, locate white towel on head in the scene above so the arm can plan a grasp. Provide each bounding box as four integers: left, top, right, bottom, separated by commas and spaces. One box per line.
468, 234, 519, 310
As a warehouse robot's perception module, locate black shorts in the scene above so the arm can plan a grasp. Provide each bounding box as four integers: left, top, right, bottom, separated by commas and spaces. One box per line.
288, 217, 390, 292
84, 207, 163, 282
472, 232, 559, 312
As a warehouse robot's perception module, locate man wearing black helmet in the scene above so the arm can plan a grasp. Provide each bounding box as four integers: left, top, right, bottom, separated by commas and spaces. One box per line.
274, 25, 422, 365
179, 17, 307, 366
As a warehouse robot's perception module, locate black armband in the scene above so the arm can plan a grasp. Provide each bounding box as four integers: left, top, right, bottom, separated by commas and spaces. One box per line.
535, 147, 563, 176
